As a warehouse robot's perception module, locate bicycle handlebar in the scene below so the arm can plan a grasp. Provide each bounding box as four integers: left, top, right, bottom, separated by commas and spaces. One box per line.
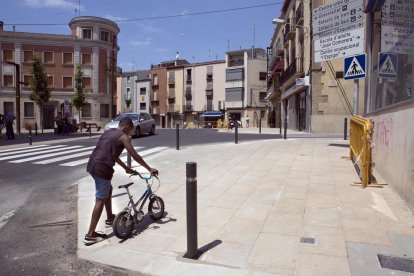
130, 170, 158, 180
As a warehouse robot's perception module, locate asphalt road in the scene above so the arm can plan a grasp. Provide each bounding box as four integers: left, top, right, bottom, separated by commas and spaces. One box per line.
0, 128, 280, 274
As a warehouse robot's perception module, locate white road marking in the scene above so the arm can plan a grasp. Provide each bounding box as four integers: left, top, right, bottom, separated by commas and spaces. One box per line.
34, 148, 95, 164
0, 145, 82, 161
0, 145, 61, 157
0, 210, 16, 231
119, 147, 168, 163
0, 145, 49, 153
60, 146, 144, 167
10, 146, 96, 163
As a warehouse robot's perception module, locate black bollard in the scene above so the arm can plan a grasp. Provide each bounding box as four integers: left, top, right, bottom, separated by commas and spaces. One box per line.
235, 120, 238, 144
185, 162, 198, 259
127, 152, 131, 167
259, 118, 262, 134
176, 123, 180, 150
89, 124, 91, 138
29, 128, 32, 145
344, 118, 348, 140
284, 102, 288, 140
35, 123, 38, 136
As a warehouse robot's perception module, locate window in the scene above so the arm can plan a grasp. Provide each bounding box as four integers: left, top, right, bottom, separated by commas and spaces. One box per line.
23, 75, 32, 87
63, 76, 73, 88
140, 103, 146, 110
260, 110, 265, 119
259, 72, 267, 81
63, 52, 73, 65
3, 49, 13, 62
82, 28, 92, 39
226, 68, 244, 81
82, 53, 91, 65
126, 76, 131, 83
82, 77, 91, 89
140, 87, 146, 95
82, 103, 91, 117
100, 30, 109, 42
225, 87, 244, 101
100, 104, 109, 118
24, 102, 34, 117
335, 71, 344, 79
23, 50, 33, 63
3, 102, 14, 114
3, 75, 13, 87
47, 76, 54, 87
43, 51, 54, 64
259, 92, 267, 102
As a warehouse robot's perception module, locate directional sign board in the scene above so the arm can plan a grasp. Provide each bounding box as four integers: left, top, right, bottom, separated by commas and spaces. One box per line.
313, 0, 363, 34
344, 54, 366, 80
313, 0, 364, 62
381, 0, 414, 55
378, 52, 398, 79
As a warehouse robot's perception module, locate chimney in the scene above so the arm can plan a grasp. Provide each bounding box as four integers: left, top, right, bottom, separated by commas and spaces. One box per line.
0, 21, 3, 31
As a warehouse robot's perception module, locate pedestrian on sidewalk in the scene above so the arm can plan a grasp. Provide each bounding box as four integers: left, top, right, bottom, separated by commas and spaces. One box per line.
4, 112, 15, 140
0, 113, 4, 138
84, 117, 158, 245
246, 115, 250, 128
55, 112, 63, 135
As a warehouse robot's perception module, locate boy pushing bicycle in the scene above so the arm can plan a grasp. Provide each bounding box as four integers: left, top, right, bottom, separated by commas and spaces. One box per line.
84, 117, 158, 245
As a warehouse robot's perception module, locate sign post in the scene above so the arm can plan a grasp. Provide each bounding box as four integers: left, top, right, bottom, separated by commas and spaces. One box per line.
344, 53, 366, 115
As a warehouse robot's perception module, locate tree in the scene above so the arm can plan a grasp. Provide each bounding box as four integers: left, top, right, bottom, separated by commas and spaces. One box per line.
72, 64, 86, 123
29, 54, 50, 132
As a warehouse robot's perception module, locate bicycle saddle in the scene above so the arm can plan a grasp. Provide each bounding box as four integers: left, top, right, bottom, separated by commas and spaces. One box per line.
118, 182, 134, 189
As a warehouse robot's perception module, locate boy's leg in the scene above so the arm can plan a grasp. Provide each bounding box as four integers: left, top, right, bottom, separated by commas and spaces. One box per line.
104, 185, 114, 220
87, 199, 105, 236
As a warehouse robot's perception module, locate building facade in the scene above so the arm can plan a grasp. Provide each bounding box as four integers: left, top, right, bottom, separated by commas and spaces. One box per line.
119, 70, 150, 114
225, 48, 268, 127
0, 16, 120, 130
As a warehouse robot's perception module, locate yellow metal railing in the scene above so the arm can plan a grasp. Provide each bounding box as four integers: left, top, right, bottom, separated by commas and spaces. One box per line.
349, 115, 373, 188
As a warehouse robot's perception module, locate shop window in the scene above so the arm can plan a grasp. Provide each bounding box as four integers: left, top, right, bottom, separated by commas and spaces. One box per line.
24, 102, 34, 117
100, 104, 109, 118
82, 103, 91, 117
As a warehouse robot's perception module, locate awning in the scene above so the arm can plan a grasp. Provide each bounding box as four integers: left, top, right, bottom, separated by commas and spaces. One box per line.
201, 111, 223, 117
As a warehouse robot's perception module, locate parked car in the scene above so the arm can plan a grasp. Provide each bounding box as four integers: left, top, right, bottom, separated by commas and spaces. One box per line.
104, 112, 156, 137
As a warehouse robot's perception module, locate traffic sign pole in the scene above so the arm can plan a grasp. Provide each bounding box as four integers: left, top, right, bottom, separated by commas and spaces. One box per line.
354, 79, 359, 115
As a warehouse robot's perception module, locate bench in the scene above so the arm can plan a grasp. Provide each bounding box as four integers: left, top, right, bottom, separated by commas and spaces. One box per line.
84, 123, 101, 132
72, 122, 101, 133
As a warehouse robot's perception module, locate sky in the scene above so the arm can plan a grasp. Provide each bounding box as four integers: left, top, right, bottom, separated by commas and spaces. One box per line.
0, 0, 282, 71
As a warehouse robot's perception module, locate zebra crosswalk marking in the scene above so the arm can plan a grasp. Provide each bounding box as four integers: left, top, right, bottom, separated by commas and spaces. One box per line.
0, 145, 62, 157
10, 146, 96, 163
0, 145, 79, 161
59, 146, 144, 167
34, 149, 95, 164
119, 147, 167, 163
0, 145, 49, 153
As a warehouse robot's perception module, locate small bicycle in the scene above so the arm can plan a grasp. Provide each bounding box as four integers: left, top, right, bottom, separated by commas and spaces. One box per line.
113, 170, 165, 239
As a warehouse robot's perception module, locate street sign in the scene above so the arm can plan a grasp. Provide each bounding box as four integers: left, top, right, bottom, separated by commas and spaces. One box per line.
314, 21, 363, 40
378, 52, 398, 79
344, 54, 366, 80
381, 0, 414, 55
313, 0, 363, 34
314, 27, 364, 62
296, 78, 305, 86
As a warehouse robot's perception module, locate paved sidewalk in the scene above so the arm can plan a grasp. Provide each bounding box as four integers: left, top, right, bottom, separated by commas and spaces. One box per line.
77, 135, 414, 275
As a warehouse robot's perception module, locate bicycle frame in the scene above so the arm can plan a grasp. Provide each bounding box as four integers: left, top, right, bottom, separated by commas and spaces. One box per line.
123, 179, 154, 215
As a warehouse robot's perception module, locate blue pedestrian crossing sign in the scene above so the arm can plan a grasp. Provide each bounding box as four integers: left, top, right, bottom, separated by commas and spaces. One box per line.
344, 54, 366, 80
379, 52, 397, 79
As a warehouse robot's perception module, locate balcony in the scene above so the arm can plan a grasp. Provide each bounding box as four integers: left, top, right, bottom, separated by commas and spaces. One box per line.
152, 79, 158, 87
279, 57, 304, 85
183, 104, 193, 112
206, 82, 213, 91
186, 76, 192, 83
283, 18, 296, 45
151, 92, 159, 102
269, 40, 284, 69
225, 101, 244, 109
204, 103, 214, 111
296, 2, 304, 26
168, 104, 180, 113
206, 90, 213, 97
168, 90, 175, 99
229, 59, 244, 67
168, 78, 175, 85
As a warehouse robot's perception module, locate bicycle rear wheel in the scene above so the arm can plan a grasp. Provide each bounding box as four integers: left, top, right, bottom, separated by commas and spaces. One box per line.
113, 211, 134, 239
148, 196, 164, 220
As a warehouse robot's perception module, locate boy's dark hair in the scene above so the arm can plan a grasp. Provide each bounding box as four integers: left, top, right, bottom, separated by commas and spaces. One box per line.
119, 117, 133, 128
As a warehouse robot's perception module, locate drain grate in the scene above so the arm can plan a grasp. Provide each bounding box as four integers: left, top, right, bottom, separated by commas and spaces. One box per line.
300, 237, 315, 244
377, 254, 414, 273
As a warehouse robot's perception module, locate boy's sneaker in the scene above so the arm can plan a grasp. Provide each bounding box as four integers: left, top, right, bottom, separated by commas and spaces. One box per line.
105, 214, 115, 227
83, 231, 108, 245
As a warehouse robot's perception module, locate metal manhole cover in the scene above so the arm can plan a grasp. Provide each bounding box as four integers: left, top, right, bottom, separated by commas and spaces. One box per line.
300, 237, 315, 244
377, 254, 414, 273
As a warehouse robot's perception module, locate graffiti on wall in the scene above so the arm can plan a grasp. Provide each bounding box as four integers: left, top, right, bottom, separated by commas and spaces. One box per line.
375, 116, 394, 147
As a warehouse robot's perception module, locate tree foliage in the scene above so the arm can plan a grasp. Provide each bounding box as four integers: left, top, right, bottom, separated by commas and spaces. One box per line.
72, 64, 87, 121
29, 55, 50, 107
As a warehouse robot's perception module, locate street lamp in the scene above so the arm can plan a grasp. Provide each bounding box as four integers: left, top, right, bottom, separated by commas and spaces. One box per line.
272, 18, 308, 33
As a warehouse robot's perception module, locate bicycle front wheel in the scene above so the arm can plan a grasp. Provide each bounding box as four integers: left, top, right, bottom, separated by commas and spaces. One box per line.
148, 196, 164, 220
113, 211, 134, 239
